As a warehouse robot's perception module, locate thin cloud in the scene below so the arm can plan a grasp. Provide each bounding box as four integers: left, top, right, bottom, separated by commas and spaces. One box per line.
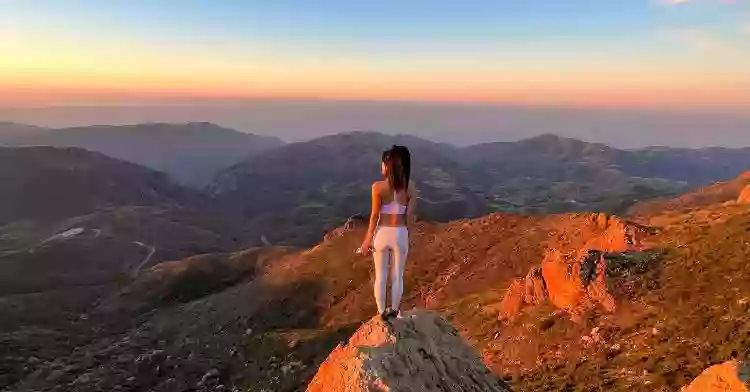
744, 21, 750, 34
661, 0, 743, 5
662, 28, 727, 50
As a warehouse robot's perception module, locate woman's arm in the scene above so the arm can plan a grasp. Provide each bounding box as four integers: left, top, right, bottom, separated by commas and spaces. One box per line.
407, 181, 418, 228
359, 182, 381, 253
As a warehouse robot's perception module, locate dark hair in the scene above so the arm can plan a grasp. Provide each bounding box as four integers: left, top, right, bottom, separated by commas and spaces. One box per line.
382, 145, 411, 191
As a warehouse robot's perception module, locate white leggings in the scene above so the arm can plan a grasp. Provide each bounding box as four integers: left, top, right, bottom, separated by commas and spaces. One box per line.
372, 226, 409, 314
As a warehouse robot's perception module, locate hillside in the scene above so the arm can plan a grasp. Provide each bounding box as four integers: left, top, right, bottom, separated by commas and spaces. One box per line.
0, 146, 200, 224
629, 171, 750, 222
211, 132, 750, 246
0, 148, 254, 388
7, 174, 750, 392
465, 134, 750, 187
0, 122, 284, 185
210, 131, 493, 245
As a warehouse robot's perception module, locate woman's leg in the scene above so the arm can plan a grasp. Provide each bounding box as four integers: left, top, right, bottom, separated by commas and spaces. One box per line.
390, 228, 410, 312
372, 230, 390, 315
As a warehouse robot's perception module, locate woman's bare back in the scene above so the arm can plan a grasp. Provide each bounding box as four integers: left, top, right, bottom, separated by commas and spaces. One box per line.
375, 180, 410, 206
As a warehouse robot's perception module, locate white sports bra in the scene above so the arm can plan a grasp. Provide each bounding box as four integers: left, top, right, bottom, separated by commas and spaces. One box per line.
381, 190, 408, 214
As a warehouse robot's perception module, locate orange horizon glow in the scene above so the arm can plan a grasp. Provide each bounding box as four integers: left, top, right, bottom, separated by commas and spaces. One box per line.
2, 75, 749, 112
3, 1, 750, 113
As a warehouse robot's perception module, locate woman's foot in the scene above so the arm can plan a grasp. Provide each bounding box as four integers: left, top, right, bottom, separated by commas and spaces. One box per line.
383, 309, 400, 320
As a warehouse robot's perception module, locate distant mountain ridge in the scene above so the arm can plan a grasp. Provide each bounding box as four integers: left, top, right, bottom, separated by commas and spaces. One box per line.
463, 133, 750, 186
210, 131, 750, 245
0, 146, 200, 224
0, 122, 284, 185
4, 123, 750, 247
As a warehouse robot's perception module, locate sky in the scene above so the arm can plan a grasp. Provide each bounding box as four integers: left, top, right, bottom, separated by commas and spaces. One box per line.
2, 0, 750, 111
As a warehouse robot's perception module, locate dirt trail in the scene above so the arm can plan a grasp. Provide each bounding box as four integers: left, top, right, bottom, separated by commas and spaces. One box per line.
131, 241, 156, 278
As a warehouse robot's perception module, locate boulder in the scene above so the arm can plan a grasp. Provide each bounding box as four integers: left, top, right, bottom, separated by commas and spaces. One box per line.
306, 310, 512, 392
541, 249, 615, 321
499, 267, 549, 321
585, 215, 646, 252
739, 186, 750, 204
682, 360, 750, 392
583, 252, 616, 313
523, 267, 548, 306
541, 249, 584, 313
499, 279, 525, 321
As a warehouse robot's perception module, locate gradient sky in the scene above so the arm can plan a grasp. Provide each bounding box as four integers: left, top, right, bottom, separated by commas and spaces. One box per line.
2, 0, 750, 111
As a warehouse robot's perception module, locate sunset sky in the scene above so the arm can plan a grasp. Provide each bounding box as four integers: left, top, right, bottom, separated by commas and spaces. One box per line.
2, 0, 750, 111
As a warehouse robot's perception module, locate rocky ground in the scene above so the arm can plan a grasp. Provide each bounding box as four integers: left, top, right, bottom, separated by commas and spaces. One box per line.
5, 179, 750, 392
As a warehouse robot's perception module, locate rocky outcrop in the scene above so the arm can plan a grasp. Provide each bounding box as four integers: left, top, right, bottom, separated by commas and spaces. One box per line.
500, 247, 650, 322
307, 310, 512, 392
498, 215, 652, 322
523, 267, 547, 306
682, 360, 750, 392
586, 213, 646, 252
541, 249, 616, 320
738, 186, 750, 204
499, 268, 548, 322
499, 279, 525, 321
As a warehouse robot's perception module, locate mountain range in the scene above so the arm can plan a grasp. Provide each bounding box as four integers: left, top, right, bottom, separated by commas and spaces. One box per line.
0, 122, 283, 185
2, 123, 750, 391
211, 131, 750, 245
5, 122, 750, 246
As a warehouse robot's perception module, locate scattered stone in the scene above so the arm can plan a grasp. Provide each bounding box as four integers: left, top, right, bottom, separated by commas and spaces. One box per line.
281, 360, 305, 375
45, 369, 65, 383
198, 368, 221, 388
73, 373, 92, 384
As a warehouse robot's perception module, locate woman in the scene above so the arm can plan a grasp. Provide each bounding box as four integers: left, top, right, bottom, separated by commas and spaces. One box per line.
357, 145, 416, 320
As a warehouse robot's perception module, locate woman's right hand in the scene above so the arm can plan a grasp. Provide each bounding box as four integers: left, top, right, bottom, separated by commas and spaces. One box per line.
357, 239, 372, 255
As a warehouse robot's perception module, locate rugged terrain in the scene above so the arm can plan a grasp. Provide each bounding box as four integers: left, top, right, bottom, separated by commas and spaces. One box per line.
4, 172, 750, 391
3, 133, 750, 391
0, 147, 251, 388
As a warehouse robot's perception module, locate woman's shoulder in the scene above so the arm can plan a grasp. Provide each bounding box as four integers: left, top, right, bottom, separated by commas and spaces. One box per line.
371, 180, 388, 191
